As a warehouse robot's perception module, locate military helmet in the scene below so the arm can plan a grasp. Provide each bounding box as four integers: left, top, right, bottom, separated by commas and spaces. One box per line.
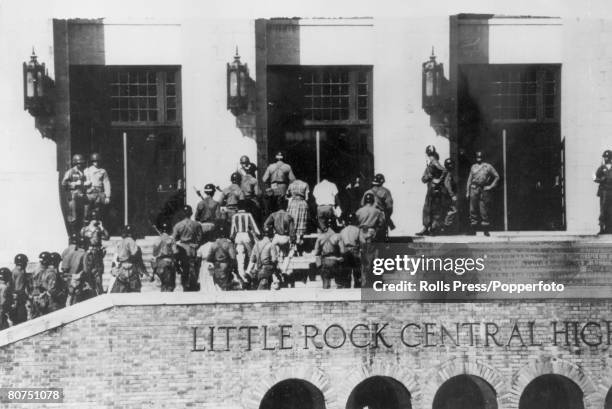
230, 172, 242, 184
364, 192, 375, 205
239, 155, 250, 165
50, 252, 62, 267
203, 183, 216, 194
72, 154, 86, 166
160, 222, 171, 234
14, 253, 28, 266
122, 224, 134, 238
0, 268, 11, 283
90, 152, 102, 162
324, 217, 335, 229
603, 150, 612, 159
39, 251, 51, 265
475, 151, 484, 159
344, 213, 356, 225
69, 232, 79, 245
372, 173, 385, 186
263, 224, 274, 237
183, 205, 193, 217
275, 151, 285, 160
78, 236, 89, 250
89, 210, 100, 221
425, 145, 437, 156
444, 158, 455, 169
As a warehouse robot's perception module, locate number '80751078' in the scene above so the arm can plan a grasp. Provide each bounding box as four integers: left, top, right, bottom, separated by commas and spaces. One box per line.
1, 388, 63, 403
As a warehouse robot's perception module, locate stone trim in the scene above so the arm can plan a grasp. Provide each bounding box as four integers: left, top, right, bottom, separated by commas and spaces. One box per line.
598, 361, 612, 407
420, 356, 505, 409
242, 364, 331, 409
334, 361, 419, 409
506, 356, 599, 409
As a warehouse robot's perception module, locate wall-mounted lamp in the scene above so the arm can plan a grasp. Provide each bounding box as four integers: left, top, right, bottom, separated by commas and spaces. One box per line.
422, 47, 447, 115
23, 48, 53, 116
227, 47, 249, 116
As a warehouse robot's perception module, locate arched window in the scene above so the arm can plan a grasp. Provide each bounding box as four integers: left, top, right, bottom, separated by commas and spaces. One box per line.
519, 374, 583, 409
260, 379, 326, 409
346, 375, 412, 409
432, 374, 497, 409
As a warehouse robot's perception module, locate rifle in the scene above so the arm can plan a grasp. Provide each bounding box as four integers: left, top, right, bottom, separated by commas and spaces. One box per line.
193, 186, 205, 201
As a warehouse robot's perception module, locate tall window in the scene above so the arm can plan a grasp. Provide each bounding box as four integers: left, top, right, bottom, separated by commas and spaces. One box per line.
110, 68, 181, 125
488, 65, 559, 122
301, 67, 372, 125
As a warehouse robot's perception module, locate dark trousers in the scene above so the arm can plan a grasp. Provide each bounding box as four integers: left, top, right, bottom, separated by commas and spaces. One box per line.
469, 185, 492, 227
320, 257, 340, 289
316, 205, 335, 232
422, 188, 445, 231
176, 244, 200, 291
155, 258, 176, 292
212, 262, 233, 290
67, 191, 89, 233
600, 191, 612, 233
343, 249, 362, 288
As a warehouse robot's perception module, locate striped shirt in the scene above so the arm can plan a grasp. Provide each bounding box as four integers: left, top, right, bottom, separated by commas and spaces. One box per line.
231, 211, 261, 237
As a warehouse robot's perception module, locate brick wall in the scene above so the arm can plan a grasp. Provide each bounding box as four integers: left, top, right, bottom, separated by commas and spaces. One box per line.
0, 293, 610, 409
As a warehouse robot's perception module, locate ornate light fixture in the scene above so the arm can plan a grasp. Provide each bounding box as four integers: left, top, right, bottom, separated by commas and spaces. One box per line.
23, 48, 52, 116
422, 47, 446, 115
226, 47, 249, 116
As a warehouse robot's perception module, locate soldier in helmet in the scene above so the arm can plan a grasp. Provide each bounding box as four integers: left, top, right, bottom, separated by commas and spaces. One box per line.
30, 251, 51, 318
84, 152, 111, 220
62, 153, 92, 233
339, 213, 362, 287
442, 158, 458, 234
220, 173, 246, 228
238, 155, 257, 178
245, 224, 279, 290
61, 233, 79, 285
594, 150, 612, 234
240, 168, 262, 225
152, 222, 177, 292
417, 145, 446, 236
67, 237, 95, 303
356, 193, 386, 287
46, 253, 68, 312
110, 225, 145, 293
466, 151, 500, 236
314, 218, 345, 289
172, 205, 203, 291
262, 151, 296, 215
0, 268, 13, 329
11, 254, 31, 324
361, 173, 394, 240
80, 209, 109, 295
195, 183, 222, 242
206, 223, 238, 291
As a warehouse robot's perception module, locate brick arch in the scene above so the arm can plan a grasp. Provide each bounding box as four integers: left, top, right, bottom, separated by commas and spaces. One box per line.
600, 363, 612, 409
334, 361, 419, 409
420, 356, 505, 409
242, 364, 332, 409
506, 356, 599, 409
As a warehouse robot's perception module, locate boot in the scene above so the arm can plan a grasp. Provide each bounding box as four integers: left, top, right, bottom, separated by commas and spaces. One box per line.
415, 227, 430, 236
483, 226, 490, 237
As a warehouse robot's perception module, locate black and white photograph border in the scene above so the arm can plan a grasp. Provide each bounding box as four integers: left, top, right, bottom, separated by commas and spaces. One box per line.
1, 0, 612, 408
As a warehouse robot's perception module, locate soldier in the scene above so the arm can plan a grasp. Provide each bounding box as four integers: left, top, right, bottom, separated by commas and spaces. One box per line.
31, 251, 51, 319
262, 151, 296, 215
238, 155, 258, 178
46, 253, 68, 312
240, 169, 262, 225
206, 224, 238, 291
221, 173, 246, 227
11, 253, 30, 324
264, 202, 296, 262
0, 268, 13, 330
62, 154, 91, 233
84, 152, 111, 220
339, 213, 362, 288
361, 173, 394, 240
356, 193, 386, 287
313, 173, 339, 232
195, 183, 222, 243
286, 178, 310, 247
466, 151, 500, 236
110, 225, 145, 293
245, 225, 279, 290
442, 158, 458, 234
417, 145, 446, 236
314, 218, 346, 289
152, 222, 177, 292
80, 210, 109, 295
172, 205, 203, 292
68, 237, 95, 304
61, 233, 79, 286
594, 150, 612, 234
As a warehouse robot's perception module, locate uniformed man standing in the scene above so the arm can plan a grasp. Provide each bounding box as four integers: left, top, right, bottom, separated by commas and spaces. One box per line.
84, 152, 111, 220
263, 203, 296, 262
361, 173, 394, 240
110, 225, 144, 293
172, 205, 203, 291
152, 222, 177, 292
46, 253, 68, 312
11, 254, 30, 324
240, 170, 262, 225
417, 145, 446, 236
0, 268, 13, 329
466, 151, 500, 236
262, 151, 296, 215
245, 225, 278, 290
31, 251, 51, 319
62, 154, 91, 233
339, 213, 362, 287
238, 155, 258, 178
195, 184, 222, 243
356, 193, 386, 287
442, 158, 458, 234
221, 173, 246, 228
206, 224, 238, 291
80, 210, 109, 295
594, 150, 612, 234
314, 218, 345, 289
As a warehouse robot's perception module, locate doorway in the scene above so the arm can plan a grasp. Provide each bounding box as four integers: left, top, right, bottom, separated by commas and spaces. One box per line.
432, 375, 498, 409
260, 379, 326, 409
519, 374, 584, 409
457, 64, 564, 230
345, 376, 412, 409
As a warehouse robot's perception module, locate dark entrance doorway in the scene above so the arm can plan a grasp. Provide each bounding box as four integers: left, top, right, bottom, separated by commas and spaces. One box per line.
345, 376, 412, 409
267, 66, 374, 190
457, 64, 564, 231
260, 379, 326, 409
432, 375, 497, 409
605, 386, 612, 409
519, 374, 584, 409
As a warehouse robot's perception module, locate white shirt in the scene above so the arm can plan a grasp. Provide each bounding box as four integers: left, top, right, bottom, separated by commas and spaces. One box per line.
313, 179, 338, 206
